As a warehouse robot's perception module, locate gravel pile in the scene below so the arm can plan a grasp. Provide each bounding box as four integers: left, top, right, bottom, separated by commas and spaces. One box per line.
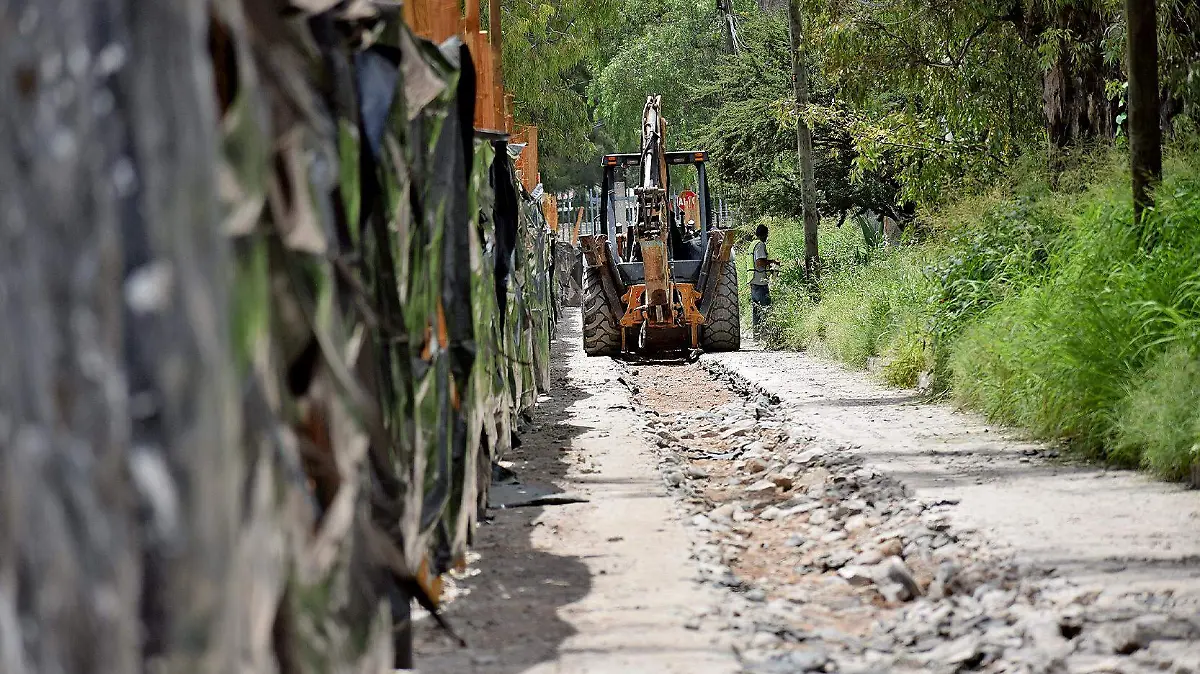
626, 362, 1200, 674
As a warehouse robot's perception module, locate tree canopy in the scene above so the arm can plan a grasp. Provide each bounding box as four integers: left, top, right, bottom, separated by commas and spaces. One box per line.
502, 0, 1200, 216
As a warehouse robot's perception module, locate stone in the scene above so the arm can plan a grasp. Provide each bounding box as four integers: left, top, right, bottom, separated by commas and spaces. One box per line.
751, 632, 781, 648
1096, 623, 1146, 655
809, 510, 830, 526
785, 534, 806, 547
844, 498, 868, 513
926, 560, 959, 600
665, 471, 684, 486
716, 572, 743, 588
710, 503, 736, 523
878, 582, 912, 603
759, 506, 783, 521
784, 648, 829, 671
745, 457, 769, 474
792, 448, 822, 465
980, 589, 1015, 614
922, 512, 951, 531
783, 587, 811, 604
768, 473, 794, 490
686, 465, 710, 479
1064, 655, 1133, 674
929, 634, 982, 667
1133, 613, 1200, 642
733, 508, 756, 523
746, 588, 767, 602
747, 479, 776, 495
1134, 640, 1200, 674
877, 538, 904, 558
822, 550, 855, 570
879, 557, 922, 599
934, 543, 965, 561
744, 441, 767, 455
820, 530, 848, 543
854, 549, 885, 566
781, 499, 820, 514
844, 514, 869, 532
720, 419, 756, 439
1023, 615, 1074, 662
902, 540, 925, 560
838, 565, 875, 587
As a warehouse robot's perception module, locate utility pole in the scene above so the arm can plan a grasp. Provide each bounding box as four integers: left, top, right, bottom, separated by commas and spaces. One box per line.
787, 0, 819, 278
1125, 0, 1162, 222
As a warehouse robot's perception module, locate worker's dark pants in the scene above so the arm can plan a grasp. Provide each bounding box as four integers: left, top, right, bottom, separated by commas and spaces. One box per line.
750, 283, 771, 334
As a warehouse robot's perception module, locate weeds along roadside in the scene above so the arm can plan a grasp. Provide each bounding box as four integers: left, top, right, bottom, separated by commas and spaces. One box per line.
752, 147, 1200, 482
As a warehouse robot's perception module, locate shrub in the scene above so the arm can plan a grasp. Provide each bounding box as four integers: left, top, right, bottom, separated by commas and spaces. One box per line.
952, 154, 1200, 464
1114, 345, 1200, 479
765, 146, 1200, 481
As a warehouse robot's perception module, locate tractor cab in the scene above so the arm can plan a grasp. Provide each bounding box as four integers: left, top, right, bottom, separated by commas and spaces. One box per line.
599, 151, 713, 287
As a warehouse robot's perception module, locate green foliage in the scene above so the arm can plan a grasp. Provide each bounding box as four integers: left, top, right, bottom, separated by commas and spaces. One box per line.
764, 146, 1200, 481
1114, 345, 1200, 480
590, 0, 731, 152
801, 0, 1045, 204
759, 218, 933, 384
500, 0, 619, 190
951, 156, 1200, 461
924, 195, 1067, 385
696, 10, 902, 222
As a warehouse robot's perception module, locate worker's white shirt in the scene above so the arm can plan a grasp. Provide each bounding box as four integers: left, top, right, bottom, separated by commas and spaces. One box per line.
750, 240, 769, 286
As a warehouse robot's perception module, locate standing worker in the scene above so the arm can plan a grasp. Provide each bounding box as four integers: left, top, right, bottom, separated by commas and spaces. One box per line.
749, 224, 779, 336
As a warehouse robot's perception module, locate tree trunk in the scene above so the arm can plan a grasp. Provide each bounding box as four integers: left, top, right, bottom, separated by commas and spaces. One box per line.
787, 0, 819, 277
1011, 3, 1120, 154
718, 0, 736, 54
1126, 0, 1163, 220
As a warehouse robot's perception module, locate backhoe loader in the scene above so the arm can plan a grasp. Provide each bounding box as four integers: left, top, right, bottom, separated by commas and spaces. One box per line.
579, 95, 741, 356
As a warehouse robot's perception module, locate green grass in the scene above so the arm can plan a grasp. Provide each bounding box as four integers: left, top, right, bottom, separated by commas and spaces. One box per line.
759, 217, 935, 386
760, 148, 1200, 481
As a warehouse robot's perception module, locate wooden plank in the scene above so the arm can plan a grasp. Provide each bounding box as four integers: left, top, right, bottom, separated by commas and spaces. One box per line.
543, 194, 559, 232
469, 32, 500, 131
464, 0, 480, 31
514, 125, 538, 192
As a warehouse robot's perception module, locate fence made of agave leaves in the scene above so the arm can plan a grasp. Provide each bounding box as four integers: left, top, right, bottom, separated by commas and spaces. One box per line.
0, 0, 552, 671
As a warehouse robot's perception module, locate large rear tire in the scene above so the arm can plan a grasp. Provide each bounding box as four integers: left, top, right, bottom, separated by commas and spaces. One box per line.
701, 260, 741, 352
582, 266, 621, 356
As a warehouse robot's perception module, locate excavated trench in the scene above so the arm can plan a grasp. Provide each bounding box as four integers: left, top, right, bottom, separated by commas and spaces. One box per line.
623, 360, 1200, 674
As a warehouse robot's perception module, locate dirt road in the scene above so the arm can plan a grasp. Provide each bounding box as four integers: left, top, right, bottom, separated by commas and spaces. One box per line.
415, 315, 738, 674
415, 318, 1200, 673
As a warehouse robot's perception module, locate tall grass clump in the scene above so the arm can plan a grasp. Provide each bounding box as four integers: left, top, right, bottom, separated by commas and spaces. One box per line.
951, 155, 1200, 472
1114, 345, 1200, 479
757, 146, 1200, 481
759, 217, 934, 386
